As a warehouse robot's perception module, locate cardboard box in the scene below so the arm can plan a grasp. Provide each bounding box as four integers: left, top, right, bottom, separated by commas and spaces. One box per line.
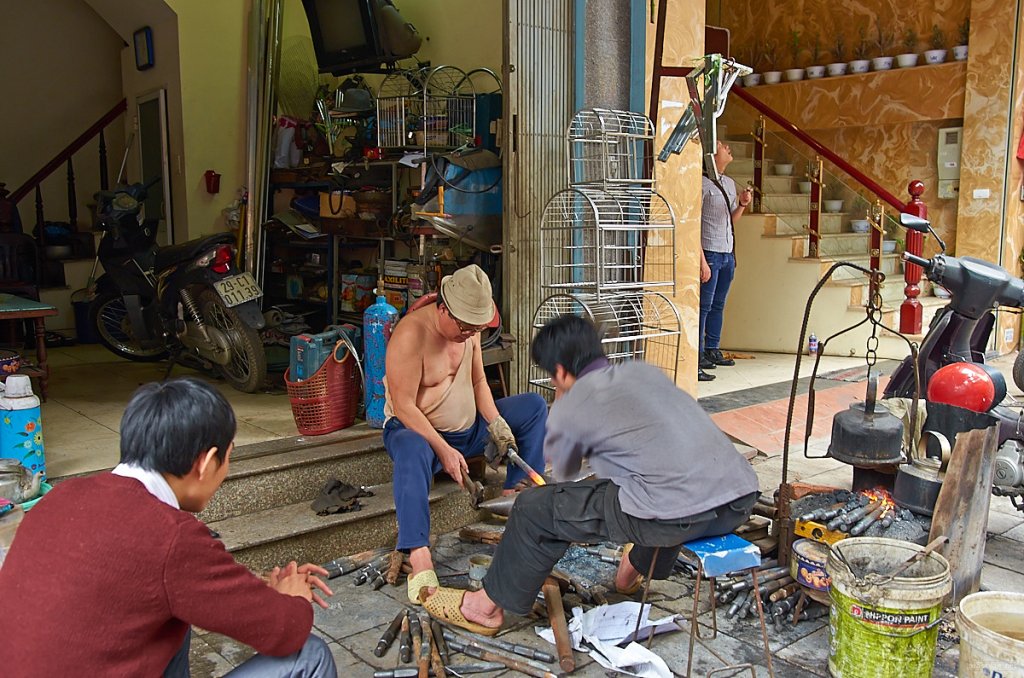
319, 191, 356, 218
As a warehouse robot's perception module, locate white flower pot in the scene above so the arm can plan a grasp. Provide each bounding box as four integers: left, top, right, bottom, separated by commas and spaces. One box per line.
896, 53, 919, 68
882, 240, 897, 254
924, 49, 947, 64
805, 65, 826, 79
823, 199, 844, 212
784, 68, 805, 82
953, 45, 968, 61
850, 219, 870, 233
742, 73, 763, 87
797, 181, 813, 194
826, 62, 848, 76
774, 163, 794, 176
763, 70, 783, 84
848, 59, 871, 74
871, 56, 894, 71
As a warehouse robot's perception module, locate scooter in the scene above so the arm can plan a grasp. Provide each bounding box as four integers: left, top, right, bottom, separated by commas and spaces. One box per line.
89, 179, 267, 393
883, 213, 1024, 512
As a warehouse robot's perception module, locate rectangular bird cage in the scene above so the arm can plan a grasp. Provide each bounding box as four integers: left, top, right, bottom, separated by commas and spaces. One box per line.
568, 108, 655, 187
528, 291, 682, 397
376, 65, 476, 151
539, 186, 676, 297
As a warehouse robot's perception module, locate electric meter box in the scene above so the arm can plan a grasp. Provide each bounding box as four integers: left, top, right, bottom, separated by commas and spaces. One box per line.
937, 127, 963, 199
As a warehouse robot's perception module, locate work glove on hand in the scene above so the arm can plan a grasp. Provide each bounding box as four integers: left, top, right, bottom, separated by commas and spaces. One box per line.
484, 415, 517, 469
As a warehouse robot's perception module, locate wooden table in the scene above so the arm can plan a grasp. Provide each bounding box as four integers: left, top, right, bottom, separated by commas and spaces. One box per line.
0, 295, 58, 400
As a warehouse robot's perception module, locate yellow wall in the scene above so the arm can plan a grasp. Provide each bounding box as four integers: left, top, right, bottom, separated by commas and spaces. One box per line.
648, 0, 706, 395
166, 0, 250, 239
1, 0, 126, 229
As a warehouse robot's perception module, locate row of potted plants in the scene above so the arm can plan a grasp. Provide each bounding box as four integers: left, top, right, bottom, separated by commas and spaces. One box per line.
741, 18, 969, 86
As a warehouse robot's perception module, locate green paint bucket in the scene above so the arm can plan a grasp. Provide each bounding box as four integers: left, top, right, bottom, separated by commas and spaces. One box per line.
828, 537, 951, 678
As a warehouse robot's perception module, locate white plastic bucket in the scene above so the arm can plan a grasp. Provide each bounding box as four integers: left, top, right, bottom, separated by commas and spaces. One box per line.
956, 591, 1024, 677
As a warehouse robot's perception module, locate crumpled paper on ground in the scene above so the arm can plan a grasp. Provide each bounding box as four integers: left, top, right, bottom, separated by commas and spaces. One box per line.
536, 601, 678, 678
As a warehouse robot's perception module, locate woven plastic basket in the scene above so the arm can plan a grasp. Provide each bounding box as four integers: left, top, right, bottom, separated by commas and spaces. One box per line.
285, 340, 360, 436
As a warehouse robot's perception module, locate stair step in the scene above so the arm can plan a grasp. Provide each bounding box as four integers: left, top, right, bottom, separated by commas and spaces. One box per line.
198, 425, 387, 523
210, 477, 480, 572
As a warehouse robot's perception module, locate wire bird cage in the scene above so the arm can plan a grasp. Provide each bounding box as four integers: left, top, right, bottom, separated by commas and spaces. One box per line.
567, 108, 655, 187
539, 186, 676, 297
376, 65, 476, 151
528, 292, 682, 397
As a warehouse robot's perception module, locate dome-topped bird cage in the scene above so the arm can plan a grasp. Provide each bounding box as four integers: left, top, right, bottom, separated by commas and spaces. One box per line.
529, 108, 683, 391
376, 65, 477, 151
567, 108, 656, 188
539, 186, 676, 297
528, 292, 682, 397
376, 68, 424, 148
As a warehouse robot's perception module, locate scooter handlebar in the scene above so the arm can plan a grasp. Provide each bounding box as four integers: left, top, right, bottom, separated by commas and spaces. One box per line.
903, 252, 932, 271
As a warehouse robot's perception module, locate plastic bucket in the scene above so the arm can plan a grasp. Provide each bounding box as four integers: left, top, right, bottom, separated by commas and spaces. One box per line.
827, 537, 951, 678
956, 591, 1024, 677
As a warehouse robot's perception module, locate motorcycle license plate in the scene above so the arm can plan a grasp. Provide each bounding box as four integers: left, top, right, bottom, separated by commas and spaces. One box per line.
214, 273, 262, 307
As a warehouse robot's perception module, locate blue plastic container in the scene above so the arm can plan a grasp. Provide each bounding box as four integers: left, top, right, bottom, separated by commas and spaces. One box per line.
0, 375, 45, 481
363, 293, 398, 428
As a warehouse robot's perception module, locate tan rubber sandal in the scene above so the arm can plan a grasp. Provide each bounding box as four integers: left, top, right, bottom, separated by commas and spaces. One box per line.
422, 586, 501, 637
407, 569, 440, 605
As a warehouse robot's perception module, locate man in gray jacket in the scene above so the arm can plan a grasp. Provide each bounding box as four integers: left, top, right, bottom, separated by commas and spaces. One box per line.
422, 314, 760, 634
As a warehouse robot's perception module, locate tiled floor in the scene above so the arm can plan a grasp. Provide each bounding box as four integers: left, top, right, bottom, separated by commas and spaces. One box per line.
41, 345, 296, 478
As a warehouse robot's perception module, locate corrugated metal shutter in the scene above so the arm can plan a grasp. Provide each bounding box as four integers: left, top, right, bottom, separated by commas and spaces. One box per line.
503, 0, 575, 392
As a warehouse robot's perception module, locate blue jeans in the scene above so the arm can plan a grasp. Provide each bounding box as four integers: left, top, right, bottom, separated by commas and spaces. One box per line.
164, 630, 335, 678
383, 393, 548, 550
699, 250, 736, 353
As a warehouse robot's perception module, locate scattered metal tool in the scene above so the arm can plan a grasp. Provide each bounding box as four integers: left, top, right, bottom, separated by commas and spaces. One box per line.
446, 640, 559, 678
399, 613, 412, 663
321, 546, 392, 579
441, 629, 556, 664
374, 609, 407, 657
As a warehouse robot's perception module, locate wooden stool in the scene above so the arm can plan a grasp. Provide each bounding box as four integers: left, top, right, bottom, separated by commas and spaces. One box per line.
681, 534, 775, 678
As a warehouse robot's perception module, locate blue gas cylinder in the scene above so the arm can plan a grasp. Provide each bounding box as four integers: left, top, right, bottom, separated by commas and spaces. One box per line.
0, 375, 45, 481
363, 292, 398, 428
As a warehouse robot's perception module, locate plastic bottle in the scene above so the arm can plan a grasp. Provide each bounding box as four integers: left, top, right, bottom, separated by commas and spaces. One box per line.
0, 376, 45, 481
363, 288, 399, 428
808, 332, 819, 356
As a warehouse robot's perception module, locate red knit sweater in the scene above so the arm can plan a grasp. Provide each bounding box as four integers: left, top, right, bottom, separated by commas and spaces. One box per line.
0, 474, 313, 676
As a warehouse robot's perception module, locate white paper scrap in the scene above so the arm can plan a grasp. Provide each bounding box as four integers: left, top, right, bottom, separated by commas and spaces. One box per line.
536, 602, 679, 678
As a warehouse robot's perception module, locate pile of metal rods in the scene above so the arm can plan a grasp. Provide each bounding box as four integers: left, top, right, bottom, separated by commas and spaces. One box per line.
797, 492, 916, 536
713, 562, 826, 629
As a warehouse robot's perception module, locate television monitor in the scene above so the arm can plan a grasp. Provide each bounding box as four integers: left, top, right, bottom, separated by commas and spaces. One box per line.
302, 0, 382, 75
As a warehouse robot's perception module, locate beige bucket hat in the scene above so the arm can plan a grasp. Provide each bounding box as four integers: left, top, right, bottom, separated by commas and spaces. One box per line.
440, 264, 500, 328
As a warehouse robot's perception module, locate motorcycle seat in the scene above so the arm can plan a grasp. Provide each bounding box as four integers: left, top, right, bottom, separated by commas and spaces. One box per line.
155, 233, 234, 271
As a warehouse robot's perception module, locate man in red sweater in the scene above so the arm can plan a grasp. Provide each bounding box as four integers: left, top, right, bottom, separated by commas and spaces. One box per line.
0, 378, 336, 677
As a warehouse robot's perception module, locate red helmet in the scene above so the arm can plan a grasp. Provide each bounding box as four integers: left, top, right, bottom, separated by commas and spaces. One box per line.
926, 362, 1005, 412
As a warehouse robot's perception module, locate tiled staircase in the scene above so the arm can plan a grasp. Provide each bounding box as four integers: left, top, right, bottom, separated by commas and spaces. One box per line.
720, 138, 945, 359
197, 425, 481, 572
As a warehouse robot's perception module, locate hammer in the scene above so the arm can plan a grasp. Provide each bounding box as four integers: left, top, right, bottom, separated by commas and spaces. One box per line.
459, 467, 485, 508
542, 578, 575, 673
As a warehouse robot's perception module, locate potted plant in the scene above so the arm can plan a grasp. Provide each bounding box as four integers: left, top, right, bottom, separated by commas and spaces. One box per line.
785, 30, 805, 82
806, 35, 826, 79
925, 24, 948, 64
850, 25, 872, 73
953, 17, 969, 61
896, 28, 919, 68
871, 18, 895, 71
742, 47, 763, 87
827, 33, 848, 76
762, 40, 782, 84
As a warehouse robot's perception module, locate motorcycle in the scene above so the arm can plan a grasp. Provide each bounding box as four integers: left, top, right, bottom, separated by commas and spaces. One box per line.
884, 213, 1024, 512
89, 179, 267, 393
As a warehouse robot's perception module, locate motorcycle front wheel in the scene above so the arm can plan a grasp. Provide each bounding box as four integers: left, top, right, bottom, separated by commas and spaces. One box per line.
198, 289, 267, 393
89, 291, 169, 362
1013, 351, 1024, 394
